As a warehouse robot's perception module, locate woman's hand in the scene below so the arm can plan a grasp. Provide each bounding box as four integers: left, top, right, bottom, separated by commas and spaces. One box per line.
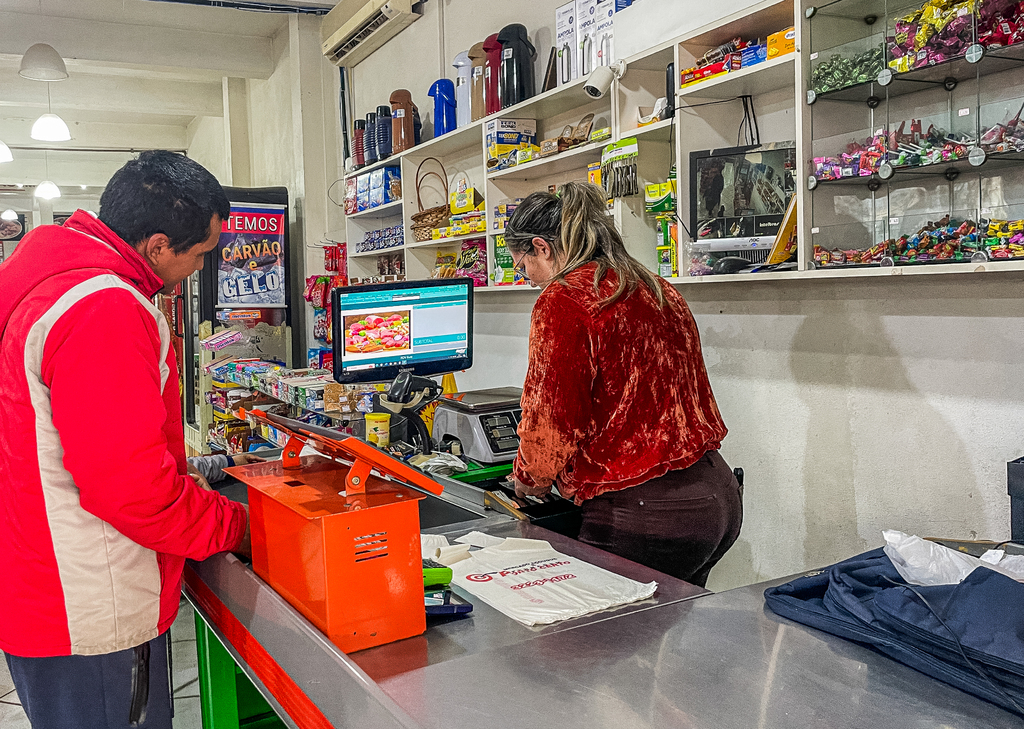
510, 476, 552, 499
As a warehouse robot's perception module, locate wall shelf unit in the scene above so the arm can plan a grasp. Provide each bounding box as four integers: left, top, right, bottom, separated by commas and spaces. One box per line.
335, 0, 1024, 289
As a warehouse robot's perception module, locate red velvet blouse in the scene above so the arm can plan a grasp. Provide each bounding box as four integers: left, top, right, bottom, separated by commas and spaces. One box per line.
512, 263, 727, 504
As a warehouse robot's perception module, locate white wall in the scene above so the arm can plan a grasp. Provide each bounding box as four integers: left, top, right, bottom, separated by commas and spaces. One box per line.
350, 0, 565, 140
465, 275, 1022, 591
186, 116, 228, 184
330, 0, 1022, 592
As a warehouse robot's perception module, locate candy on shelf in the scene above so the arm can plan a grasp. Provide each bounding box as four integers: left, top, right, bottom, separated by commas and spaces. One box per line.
355, 224, 404, 254
811, 42, 885, 94
887, 0, 979, 73
814, 215, 1024, 267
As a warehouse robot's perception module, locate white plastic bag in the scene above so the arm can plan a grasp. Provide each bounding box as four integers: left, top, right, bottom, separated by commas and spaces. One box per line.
882, 530, 1024, 586
451, 538, 657, 626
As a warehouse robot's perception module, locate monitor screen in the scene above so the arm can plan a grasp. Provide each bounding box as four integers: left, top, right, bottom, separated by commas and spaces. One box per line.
689, 143, 796, 250
331, 278, 474, 384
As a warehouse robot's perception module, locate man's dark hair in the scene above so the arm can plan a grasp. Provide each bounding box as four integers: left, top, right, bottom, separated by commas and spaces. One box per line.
99, 150, 230, 253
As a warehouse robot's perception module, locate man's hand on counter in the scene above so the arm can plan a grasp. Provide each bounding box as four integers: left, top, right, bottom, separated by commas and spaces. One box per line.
233, 504, 252, 560
510, 476, 552, 500
187, 462, 212, 491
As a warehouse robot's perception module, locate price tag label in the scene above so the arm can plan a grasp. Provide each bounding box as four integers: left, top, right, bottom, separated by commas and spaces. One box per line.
810, 52, 819, 60
958, 107, 970, 117
889, 217, 900, 225
810, 227, 820, 234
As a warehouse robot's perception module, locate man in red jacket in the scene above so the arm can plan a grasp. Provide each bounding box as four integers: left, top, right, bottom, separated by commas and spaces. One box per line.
0, 151, 249, 729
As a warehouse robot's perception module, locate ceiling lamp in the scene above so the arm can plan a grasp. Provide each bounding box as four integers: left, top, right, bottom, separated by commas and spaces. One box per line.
31, 113, 71, 142
19, 44, 69, 81
35, 181, 61, 200
1, 209, 18, 221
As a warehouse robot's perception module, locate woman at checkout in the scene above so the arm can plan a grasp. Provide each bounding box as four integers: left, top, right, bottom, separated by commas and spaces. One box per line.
506, 182, 742, 588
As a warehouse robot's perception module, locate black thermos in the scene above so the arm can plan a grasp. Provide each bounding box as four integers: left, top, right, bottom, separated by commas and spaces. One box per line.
375, 105, 392, 160
364, 111, 379, 165
497, 24, 536, 109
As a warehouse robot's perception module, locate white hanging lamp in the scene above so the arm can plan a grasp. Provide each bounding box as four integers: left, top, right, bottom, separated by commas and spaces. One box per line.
35, 152, 61, 200
0, 139, 12, 163
19, 44, 69, 82
31, 113, 71, 142
1, 209, 18, 221
35, 181, 61, 200
31, 84, 71, 142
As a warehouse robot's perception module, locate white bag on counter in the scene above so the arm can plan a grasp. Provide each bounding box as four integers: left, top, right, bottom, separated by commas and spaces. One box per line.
882, 530, 1024, 586
450, 538, 657, 626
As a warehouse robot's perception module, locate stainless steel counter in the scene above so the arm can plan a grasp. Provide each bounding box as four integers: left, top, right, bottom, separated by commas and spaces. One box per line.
186, 483, 1021, 729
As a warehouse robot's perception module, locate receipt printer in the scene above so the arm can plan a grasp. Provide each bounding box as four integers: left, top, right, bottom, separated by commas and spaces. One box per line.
432, 387, 522, 464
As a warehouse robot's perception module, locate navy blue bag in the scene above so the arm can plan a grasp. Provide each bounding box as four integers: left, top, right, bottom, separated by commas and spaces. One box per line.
764, 548, 1024, 716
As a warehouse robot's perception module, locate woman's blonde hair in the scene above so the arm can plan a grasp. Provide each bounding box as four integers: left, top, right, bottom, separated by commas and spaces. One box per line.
503, 181, 665, 307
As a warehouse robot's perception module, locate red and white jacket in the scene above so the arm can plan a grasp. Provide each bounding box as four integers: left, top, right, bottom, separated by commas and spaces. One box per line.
0, 211, 247, 658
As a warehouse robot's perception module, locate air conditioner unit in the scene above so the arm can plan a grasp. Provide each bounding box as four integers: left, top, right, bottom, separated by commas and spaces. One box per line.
321, 0, 421, 68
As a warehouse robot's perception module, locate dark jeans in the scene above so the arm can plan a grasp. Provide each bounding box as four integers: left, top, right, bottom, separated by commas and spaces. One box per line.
5, 632, 172, 729
578, 450, 743, 588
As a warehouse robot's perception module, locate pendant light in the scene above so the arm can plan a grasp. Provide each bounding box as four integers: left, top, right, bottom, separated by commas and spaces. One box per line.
1, 209, 18, 221
31, 86, 70, 142
35, 152, 61, 200
19, 44, 69, 82
0, 139, 12, 163
35, 181, 61, 200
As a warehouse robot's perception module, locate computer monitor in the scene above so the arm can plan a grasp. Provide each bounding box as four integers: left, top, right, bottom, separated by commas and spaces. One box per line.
689, 142, 796, 262
331, 278, 474, 384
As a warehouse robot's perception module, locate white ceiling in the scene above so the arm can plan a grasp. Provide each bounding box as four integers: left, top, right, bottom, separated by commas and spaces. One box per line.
0, 0, 333, 194
2, 0, 294, 38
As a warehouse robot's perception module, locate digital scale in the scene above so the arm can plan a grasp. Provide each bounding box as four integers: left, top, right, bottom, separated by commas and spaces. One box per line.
432, 387, 523, 465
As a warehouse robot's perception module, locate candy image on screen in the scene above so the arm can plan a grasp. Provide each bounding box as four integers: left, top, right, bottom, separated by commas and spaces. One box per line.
344, 311, 411, 354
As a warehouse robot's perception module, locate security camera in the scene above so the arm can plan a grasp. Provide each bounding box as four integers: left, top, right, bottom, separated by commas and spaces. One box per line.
583, 60, 626, 99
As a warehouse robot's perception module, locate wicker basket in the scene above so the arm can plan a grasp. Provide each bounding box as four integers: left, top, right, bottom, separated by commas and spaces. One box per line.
411, 157, 449, 242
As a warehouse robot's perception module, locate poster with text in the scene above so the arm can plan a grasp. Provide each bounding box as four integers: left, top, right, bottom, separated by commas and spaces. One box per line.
217, 203, 287, 308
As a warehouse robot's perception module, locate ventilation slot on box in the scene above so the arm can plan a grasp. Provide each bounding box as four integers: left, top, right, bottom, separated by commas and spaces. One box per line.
354, 531, 389, 562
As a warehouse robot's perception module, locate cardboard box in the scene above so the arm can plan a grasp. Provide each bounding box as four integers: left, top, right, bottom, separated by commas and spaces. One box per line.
742, 43, 767, 67
767, 27, 795, 58
485, 118, 537, 170
595, 0, 616, 67
556, 2, 578, 86
576, 0, 600, 74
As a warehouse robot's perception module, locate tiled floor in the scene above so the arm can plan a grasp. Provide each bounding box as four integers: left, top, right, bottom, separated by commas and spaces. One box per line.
0, 598, 204, 729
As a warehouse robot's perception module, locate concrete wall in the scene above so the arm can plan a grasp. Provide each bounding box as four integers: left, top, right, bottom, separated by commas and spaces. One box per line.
465, 274, 1022, 591
329, 0, 1022, 591
349, 0, 565, 139
186, 116, 228, 184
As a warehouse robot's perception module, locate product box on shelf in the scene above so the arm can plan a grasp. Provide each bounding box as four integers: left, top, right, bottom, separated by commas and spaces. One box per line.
485, 118, 538, 170
742, 43, 767, 67
595, 0, 616, 67
576, 0, 600, 74
369, 166, 401, 208
491, 234, 528, 285
556, 2, 578, 85
344, 178, 358, 215
680, 55, 742, 88
767, 27, 795, 59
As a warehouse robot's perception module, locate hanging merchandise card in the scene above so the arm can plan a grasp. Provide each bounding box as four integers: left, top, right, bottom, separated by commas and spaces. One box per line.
218, 202, 287, 308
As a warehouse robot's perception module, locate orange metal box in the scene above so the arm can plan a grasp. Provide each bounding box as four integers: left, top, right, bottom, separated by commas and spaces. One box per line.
227, 443, 439, 654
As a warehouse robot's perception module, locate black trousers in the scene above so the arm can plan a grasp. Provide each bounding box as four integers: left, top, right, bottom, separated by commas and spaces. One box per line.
578, 450, 743, 588
5, 632, 172, 729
